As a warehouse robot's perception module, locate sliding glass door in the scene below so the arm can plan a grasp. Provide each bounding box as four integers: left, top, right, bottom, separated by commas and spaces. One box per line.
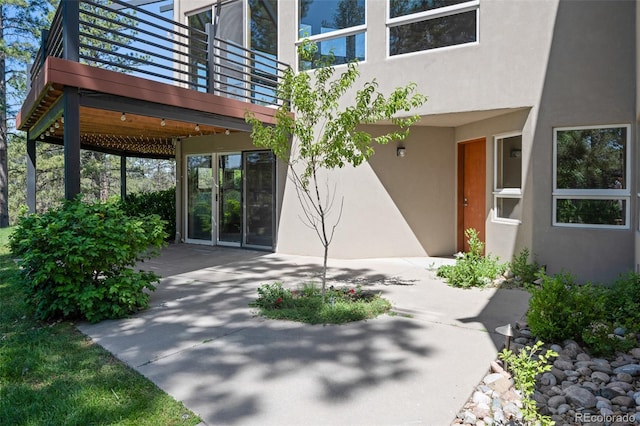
218, 153, 243, 246
186, 155, 213, 243
185, 151, 275, 249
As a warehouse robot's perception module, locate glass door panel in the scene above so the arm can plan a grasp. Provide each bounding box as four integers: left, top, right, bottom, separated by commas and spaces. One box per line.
186, 155, 213, 242
218, 154, 243, 245
244, 151, 275, 248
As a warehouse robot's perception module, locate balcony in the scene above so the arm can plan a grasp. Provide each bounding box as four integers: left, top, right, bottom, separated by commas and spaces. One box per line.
17, 0, 289, 160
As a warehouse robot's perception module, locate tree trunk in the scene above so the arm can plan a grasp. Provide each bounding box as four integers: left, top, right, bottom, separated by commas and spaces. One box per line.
0, 6, 10, 227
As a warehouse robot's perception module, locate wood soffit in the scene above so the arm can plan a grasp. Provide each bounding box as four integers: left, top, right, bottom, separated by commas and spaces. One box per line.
17, 57, 281, 159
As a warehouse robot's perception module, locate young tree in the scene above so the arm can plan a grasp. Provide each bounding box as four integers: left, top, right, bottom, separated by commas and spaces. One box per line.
246, 40, 427, 301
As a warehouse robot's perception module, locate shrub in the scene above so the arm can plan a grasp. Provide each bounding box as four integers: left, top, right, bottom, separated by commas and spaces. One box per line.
527, 273, 605, 342
498, 341, 557, 426
120, 188, 175, 240
509, 248, 543, 286
605, 272, 640, 332
10, 197, 167, 322
436, 228, 507, 288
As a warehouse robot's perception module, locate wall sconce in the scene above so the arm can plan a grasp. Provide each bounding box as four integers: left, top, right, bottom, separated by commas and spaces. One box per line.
510, 149, 522, 158
397, 146, 406, 158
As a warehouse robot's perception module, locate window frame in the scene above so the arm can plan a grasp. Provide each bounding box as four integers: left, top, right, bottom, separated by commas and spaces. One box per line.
552, 124, 631, 229
492, 132, 523, 224
386, 0, 479, 58
295, 0, 367, 70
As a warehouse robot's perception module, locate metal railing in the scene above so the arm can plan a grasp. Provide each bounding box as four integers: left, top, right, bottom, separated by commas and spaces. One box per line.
30, 0, 289, 107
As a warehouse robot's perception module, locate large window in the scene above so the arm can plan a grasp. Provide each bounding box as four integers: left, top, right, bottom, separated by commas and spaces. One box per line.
387, 0, 478, 56
493, 133, 522, 223
297, 0, 366, 70
553, 125, 630, 228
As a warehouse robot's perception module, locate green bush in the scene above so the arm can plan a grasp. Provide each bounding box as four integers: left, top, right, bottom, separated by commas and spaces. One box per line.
437, 228, 507, 288
509, 248, 543, 286
605, 272, 640, 332
10, 197, 167, 322
120, 188, 175, 240
527, 273, 605, 342
498, 341, 556, 426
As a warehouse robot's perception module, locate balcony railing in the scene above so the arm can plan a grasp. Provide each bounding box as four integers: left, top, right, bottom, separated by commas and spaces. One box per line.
30, 0, 289, 107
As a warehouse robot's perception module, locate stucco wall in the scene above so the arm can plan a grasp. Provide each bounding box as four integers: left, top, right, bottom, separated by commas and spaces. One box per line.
530, 0, 636, 283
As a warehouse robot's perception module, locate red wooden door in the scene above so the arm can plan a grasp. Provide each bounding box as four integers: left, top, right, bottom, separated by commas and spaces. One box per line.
457, 138, 486, 252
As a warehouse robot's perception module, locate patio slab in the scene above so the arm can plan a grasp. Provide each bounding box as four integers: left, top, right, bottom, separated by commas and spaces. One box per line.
77, 244, 530, 426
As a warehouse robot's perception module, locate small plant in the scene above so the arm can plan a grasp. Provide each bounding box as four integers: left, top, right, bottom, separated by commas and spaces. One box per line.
251, 282, 391, 324
10, 197, 166, 322
436, 228, 507, 288
509, 248, 544, 286
499, 341, 557, 425
527, 273, 605, 342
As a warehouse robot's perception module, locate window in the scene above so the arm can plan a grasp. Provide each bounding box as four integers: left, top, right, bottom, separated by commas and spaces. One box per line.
553, 125, 630, 228
387, 0, 479, 56
297, 0, 366, 70
493, 134, 522, 222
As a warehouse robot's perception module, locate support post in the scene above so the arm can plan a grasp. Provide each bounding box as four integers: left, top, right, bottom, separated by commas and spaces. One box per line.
63, 86, 81, 200
27, 135, 36, 213
61, 0, 79, 62
120, 155, 127, 201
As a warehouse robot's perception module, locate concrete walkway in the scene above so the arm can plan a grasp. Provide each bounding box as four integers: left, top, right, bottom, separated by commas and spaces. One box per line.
77, 244, 530, 426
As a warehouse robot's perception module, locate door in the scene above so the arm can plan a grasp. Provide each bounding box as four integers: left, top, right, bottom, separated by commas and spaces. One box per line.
244, 151, 275, 248
218, 153, 243, 246
457, 138, 486, 252
186, 155, 213, 243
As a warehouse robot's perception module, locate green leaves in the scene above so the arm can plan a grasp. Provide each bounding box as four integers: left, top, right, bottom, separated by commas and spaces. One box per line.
9, 196, 166, 322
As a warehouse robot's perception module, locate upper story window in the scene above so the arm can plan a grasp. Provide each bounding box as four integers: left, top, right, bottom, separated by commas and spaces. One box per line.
297, 0, 366, 70
387, 0, 479, 56
553, 125, 630, 228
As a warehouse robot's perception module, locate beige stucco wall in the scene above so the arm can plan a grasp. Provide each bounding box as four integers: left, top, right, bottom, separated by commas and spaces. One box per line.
172, 0, 637, 282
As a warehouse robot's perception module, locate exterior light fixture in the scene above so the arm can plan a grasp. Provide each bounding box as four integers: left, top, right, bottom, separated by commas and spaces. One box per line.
161, 118, 166, 127
397, 146, 406, 157
495, 323, 514, 351
225, 129, 230, 135
195, 123, 200, 132
120, 112, 126, 121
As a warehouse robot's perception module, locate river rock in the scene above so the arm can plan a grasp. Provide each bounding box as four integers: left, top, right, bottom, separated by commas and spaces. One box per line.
565, 385, 596, 408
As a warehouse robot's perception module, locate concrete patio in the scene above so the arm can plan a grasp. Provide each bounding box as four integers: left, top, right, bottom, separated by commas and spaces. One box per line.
77, 244, 530, 426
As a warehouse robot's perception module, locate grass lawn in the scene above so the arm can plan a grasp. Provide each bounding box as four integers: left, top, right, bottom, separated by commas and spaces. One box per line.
0, 227, 200, 425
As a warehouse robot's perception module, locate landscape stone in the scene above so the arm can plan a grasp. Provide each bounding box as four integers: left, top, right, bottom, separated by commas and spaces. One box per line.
611, 395, 635, 408
613, 364, 640, 376
547, 395, 566, 408
591, 371, 610, 384
565, 385, 597, 408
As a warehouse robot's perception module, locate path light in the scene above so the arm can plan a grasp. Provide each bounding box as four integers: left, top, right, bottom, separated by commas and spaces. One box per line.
495, 323, 514, 351
397, 146, 406, 157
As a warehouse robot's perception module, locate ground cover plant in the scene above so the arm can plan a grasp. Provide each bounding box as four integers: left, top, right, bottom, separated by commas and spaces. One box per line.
251, 282, 392, 324
0, 227, 200, 425
10, 197, 166, 322
436, 228, 507, 288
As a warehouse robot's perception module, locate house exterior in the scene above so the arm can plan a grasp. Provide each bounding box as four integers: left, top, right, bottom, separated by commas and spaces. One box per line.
17, 0, 640, 284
